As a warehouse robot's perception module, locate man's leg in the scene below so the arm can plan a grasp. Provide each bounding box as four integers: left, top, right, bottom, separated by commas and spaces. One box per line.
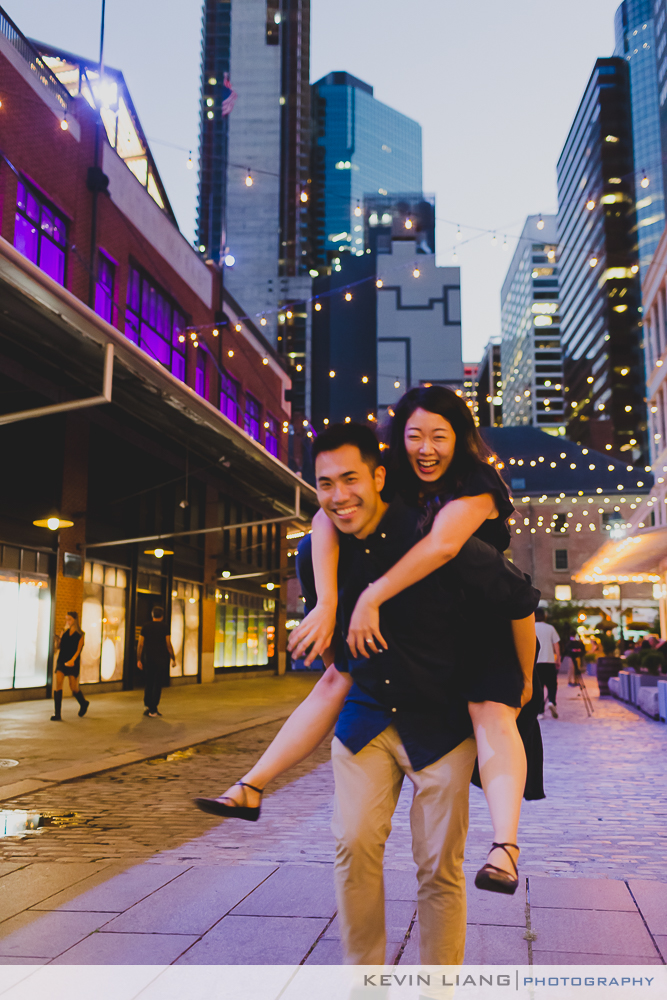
331, 729, 405, 965
401, 736, 478, 965
144, 666, 159, 714
545, 664, 558, 706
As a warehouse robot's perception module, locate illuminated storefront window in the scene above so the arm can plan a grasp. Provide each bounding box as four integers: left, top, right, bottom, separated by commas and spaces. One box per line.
81, 561, 127, 684
0, 546, 52, 691
170, 580, 200, 677
214, 590, 276, 668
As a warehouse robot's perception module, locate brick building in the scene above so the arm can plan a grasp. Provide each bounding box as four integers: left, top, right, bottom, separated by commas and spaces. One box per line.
0, 12, 316, 703
482, 427, 657, 625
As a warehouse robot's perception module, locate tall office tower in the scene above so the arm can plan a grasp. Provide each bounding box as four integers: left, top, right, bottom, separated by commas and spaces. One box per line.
310, 72, 422, 266
614, 0, 665, 277
557, 57, 646, 461
196, 0, 311, 386
476, 339, 502, 428
500, 216, 565, 434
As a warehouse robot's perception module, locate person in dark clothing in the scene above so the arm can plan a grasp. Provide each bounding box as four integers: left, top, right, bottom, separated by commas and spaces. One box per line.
137, 607, 175, 717
51, 612, 89, 721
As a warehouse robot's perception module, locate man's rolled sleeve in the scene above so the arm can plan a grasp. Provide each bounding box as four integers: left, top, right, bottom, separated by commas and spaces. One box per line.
452, 537, 540, 620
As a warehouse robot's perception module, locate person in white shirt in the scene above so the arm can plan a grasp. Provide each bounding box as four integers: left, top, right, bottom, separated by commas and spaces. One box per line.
534, 608, 561, 718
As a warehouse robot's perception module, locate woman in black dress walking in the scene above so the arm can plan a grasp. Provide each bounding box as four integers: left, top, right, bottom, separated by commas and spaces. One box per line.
51, 612, 89, 721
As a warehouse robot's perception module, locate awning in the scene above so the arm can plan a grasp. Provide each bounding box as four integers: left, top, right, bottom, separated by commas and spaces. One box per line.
0, 236, 317, 519
573, 526, 667, 583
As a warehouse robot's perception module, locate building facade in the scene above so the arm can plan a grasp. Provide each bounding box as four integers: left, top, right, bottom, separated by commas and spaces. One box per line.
615, 0, 666, 278
500, 216, 565, 434
557, 57, 646, 462
311, 229, 463, 427
310, 72, 423, 266
482, 427, 655, 619
196, 0, 312, 425
0, 12, 315, 703
476, 339, 502, 428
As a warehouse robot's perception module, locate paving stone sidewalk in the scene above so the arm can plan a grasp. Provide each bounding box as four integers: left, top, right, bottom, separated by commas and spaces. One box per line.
0, 673, 320, 799
0, 676, 665, 966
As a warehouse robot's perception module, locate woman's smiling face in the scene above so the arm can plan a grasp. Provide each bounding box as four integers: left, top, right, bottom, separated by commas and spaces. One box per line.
404, 407, 457, 482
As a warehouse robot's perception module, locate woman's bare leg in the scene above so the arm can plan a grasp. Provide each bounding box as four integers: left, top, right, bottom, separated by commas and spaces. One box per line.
469, 700, 526, 875
216, 665, 352, 808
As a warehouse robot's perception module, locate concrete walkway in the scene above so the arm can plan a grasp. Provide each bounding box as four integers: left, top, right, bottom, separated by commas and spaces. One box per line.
0, 673, 320, 800
0, 675, 666, 966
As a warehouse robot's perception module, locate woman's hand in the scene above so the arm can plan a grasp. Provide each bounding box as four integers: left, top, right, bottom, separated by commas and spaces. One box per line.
347, 589, 388, 659
287, 603, 337, 666
64, 659, 75, 667
520, 678, 533, 708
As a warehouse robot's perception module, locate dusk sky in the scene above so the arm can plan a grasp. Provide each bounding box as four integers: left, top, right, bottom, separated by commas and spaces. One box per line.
9, 0, 621, 360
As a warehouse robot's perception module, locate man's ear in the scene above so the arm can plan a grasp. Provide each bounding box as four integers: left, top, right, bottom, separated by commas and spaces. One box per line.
374, 464, 386, 492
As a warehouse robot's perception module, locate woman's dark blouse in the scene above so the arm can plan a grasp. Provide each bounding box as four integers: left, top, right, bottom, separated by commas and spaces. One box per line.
57, 629, 82, 668
438, 462, 514, 552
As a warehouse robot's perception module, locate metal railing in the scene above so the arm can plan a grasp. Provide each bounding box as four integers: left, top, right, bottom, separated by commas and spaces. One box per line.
0, 5, 71, 112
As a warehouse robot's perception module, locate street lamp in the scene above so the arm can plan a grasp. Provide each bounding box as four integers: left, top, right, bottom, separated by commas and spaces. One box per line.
33, 516, 74, 530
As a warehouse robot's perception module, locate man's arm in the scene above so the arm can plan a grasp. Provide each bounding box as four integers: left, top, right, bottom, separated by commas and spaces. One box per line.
165, 636, 176, 662
553, 640, 561, 666
136, 635, 144, 670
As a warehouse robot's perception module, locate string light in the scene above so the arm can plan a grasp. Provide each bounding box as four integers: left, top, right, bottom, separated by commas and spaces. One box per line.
452, 248, 459, 262
404, 218, 413, 229
329, 370, 336, 378
262, 357, 269, 365
502, 236, 509, 251
60, 118, 69, 131
362, 376, 369, 383
536, 216, 545, 230
187, 151, 193, 170
586, 199, 596, 210
345, 292, 352, 301
412, 268, 420, 278
354, 202, 362, 217
300, 190, 308, 203
456, 225, 462, 240
589, 256, 598, 267
260, 317, 267, 326
228, 349, 234, 357
641, 171, 650, 188
314, 302, 322, 311
491, 233, 498, 245
245, 169, 253, 187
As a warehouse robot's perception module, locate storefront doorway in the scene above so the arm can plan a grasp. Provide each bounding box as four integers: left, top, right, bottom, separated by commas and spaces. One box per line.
0, 544, 53, 693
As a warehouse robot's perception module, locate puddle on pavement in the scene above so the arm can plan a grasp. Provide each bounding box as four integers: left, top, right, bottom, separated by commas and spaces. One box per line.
0, 810, 79, 838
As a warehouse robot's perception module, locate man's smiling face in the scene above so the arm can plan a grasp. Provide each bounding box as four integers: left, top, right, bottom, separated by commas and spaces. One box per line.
315, 444, 386, 539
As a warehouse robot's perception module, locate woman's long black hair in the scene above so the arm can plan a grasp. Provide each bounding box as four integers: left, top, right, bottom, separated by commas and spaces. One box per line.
385, 385, 499, 507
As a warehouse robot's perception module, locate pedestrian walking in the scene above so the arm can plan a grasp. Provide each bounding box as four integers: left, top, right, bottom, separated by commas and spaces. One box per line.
51, 612, 89, 721
136, 606, 175, 717
535, 607, 561, 718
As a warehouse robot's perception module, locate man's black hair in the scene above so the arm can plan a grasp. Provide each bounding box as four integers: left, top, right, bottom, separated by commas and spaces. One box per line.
311, 422, 381, 471
535, 607, 546, 622
152, 606, 165, 619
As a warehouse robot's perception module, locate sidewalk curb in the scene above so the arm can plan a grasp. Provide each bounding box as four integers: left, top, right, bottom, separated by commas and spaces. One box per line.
0, 712, 291, 803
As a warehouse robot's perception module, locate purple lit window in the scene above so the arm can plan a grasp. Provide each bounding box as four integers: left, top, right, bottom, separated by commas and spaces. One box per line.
244, 394, 261, 441
220, 374, 239, 422
196, 349, 207, 398
265, 415, 279, 457
14, 181, 66, 284
94, 253, 115, 323
125, 266, 187, 379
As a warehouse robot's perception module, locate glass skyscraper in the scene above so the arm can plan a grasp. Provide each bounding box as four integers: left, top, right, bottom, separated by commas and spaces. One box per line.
614, 0, 666, 277
500, 216, 565, 434
311, 72, 422, 264
557, 57, 645, 462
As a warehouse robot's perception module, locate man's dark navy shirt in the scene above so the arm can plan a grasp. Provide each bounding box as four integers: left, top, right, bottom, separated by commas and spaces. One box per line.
296, 496, 539, 771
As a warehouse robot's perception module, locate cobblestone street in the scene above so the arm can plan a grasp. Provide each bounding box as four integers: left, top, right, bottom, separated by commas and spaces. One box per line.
0, 676, 666, 966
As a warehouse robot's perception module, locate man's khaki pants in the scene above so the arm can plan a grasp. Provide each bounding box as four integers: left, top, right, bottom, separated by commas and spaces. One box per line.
331, 726, 477, 965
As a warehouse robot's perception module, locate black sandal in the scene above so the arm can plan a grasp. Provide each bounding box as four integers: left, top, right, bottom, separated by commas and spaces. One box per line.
474, 842, 520, 895
193, 781, 263, 822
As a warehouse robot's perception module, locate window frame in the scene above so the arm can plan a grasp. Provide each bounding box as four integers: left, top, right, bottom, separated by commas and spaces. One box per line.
553, 548, 569, 572
125, 264, 187, 380
244, 393, 261, 441
94, 250, 117, 324
14, 178, 68, 286
264, 413, 279, 457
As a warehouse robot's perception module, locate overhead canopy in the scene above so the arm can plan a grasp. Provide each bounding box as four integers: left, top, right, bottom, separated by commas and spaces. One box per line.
0, 237, 317, 520
573, 526, 667, 583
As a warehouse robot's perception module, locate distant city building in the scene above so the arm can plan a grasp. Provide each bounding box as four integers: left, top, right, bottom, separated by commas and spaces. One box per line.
482, 427, 653, 611
557, 57, 646, 462
310, 72, 422, 266
196, 0, 312, 428
639, 223, 667, 531
500, 216, 565, 435
614, 0, 665, 278
462, 363, 479, 421
311, 215, 462, 426
650, 0, 667, 220
476, 339, 502, 428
